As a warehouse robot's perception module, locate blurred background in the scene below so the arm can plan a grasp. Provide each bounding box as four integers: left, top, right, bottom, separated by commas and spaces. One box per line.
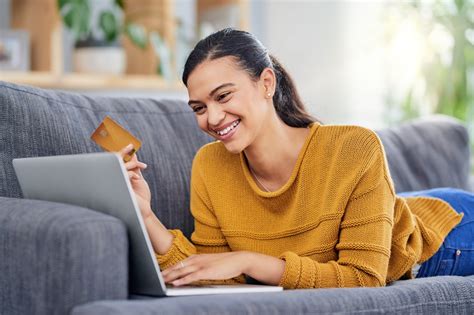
0, 0, 473, 158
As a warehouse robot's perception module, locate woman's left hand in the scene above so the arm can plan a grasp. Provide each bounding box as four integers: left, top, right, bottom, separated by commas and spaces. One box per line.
162, 251, 250, 286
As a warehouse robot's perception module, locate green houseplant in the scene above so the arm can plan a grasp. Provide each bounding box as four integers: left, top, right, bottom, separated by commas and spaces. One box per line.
57, 0, 171, 78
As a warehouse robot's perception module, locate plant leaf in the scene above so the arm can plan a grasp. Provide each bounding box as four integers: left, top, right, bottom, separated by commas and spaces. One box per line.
60, 0, 90, 41
150, 31, 172, 79
125, 23, 148, 49
115, 0, 124, 9
100, 11, 118, 42
76, 1, 91, 40
57, 0, 69, 10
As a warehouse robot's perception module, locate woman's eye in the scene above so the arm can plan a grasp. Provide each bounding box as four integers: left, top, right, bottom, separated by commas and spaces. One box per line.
193, 106, 204, 113
217, 92, 231, 102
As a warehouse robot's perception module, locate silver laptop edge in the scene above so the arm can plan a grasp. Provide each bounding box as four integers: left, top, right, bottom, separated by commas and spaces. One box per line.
13, 152, 167, 296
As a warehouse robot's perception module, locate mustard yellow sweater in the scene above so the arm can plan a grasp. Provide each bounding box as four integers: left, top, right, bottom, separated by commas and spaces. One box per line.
156, 122, 463, 289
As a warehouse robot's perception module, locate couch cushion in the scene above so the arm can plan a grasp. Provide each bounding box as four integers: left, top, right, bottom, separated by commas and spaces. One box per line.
0, 196, 128, 315
0, 81, 212, 237
71, 275, 474, 314
376, 115, 472, 193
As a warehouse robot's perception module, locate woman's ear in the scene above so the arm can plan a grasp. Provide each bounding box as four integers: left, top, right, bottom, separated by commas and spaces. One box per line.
260, 67, 276, 98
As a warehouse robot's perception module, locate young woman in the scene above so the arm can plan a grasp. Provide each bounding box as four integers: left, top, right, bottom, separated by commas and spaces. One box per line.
119, 28, 474, 289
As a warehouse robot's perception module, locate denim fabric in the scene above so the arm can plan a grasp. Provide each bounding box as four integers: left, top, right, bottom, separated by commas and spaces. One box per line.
398, 187, 474, 278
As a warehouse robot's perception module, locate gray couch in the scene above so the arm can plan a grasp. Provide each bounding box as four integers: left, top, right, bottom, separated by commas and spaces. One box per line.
0, 80, 473, 315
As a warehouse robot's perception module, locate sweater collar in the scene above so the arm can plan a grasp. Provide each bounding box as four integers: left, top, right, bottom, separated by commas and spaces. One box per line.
240, 122, 320, 198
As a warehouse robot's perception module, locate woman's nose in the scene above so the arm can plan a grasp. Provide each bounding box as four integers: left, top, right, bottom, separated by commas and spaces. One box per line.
207, 106, 226, 127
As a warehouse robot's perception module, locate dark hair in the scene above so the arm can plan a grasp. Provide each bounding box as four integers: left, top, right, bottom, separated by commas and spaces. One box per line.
182, 28, 321, 128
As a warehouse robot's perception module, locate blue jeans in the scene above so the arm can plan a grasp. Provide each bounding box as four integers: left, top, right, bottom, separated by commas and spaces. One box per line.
398, 187, 474, 278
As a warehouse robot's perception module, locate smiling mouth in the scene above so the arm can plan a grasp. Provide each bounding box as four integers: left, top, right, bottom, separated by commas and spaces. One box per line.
213, 119, 241, 136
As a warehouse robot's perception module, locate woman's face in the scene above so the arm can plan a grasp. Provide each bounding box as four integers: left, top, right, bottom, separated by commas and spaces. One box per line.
187, 56, 273, 154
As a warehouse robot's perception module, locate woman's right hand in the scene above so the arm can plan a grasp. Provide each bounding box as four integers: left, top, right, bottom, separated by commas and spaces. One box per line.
118, 144, 153, 220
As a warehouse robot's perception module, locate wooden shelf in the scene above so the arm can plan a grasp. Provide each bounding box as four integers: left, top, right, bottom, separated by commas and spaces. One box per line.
0, 72, 185, 91
4, 0, 248, 91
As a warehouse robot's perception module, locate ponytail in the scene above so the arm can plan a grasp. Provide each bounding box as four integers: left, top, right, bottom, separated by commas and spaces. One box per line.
269, 55, 320, 127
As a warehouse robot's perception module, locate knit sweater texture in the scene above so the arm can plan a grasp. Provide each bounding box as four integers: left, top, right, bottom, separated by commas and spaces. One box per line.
156, 122, 463, 289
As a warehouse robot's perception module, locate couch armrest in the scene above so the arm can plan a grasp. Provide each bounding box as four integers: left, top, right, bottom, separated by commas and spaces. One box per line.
0, 197, 129, 315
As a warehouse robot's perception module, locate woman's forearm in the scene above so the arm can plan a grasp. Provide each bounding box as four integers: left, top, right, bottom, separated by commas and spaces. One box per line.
243, 252, 286, 286
144, 211, 174, 255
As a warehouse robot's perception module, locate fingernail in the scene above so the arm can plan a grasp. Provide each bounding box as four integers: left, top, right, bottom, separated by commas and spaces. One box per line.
141, 163, 147, 168
127, 143, 133, 149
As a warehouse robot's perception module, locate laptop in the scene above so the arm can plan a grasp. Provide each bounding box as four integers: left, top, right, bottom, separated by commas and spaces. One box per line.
12, 152, 283, 296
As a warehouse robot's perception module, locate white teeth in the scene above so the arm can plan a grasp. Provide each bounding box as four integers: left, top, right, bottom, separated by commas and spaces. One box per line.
216, 120, 240, 136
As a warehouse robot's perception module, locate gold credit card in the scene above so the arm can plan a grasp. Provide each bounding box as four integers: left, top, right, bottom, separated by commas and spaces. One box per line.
90, 116, 142, 162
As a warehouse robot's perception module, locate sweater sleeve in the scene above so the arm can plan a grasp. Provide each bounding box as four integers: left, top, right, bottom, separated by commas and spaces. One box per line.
155, 149, 246, 284
278, 132, 396, 289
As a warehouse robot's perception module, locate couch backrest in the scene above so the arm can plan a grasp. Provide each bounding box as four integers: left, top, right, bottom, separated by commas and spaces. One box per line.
1, 81, 472, 238
375, 115, 472, 193
0, 81, 212, 237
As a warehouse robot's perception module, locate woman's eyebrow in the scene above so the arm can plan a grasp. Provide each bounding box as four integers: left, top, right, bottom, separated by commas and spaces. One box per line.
188, 83, 235, 106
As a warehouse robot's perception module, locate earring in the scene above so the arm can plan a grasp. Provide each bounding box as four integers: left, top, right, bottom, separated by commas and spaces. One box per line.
267, 92, 271, 98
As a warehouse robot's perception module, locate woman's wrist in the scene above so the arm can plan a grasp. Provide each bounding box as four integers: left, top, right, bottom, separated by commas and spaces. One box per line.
242, 251, 286, 286
142, 208, 153, 221
140, 203, 154, 220
144, 212, 174, 255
